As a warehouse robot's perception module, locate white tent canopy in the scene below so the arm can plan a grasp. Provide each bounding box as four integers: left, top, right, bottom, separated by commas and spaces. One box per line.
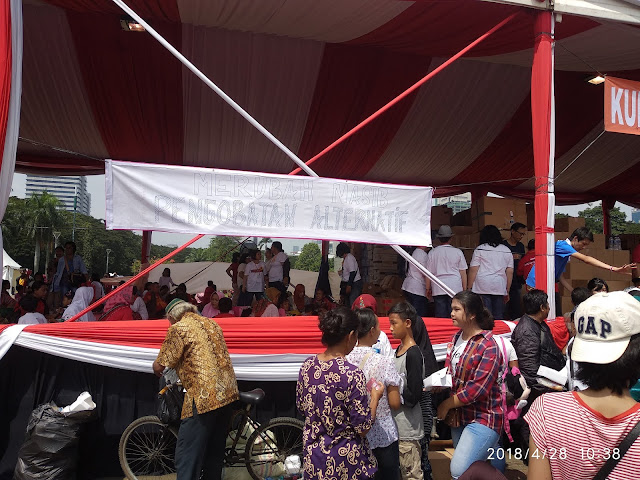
146, 261, 342, 300
2, 249, 20, 283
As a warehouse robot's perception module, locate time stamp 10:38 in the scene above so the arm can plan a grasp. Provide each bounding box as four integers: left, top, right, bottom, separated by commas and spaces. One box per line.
487, 447, 622, 461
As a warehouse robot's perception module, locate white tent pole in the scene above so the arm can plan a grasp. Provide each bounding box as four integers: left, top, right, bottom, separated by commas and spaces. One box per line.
112, 0, 455, 298
110, 0, 319, 179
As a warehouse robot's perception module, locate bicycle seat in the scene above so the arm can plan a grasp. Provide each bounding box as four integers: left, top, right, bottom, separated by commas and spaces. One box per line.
239, 389, 265, 405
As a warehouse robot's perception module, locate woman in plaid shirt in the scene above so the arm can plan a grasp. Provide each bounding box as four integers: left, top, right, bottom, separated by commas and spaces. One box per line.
436, 291, 503, 479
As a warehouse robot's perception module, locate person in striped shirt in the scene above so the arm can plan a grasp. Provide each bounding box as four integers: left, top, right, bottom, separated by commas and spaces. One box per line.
526, 291, 640, 480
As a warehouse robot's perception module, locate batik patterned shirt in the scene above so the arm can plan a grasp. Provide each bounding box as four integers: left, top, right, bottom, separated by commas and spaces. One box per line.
156, 312, 239, 419
296, 355, 377, 480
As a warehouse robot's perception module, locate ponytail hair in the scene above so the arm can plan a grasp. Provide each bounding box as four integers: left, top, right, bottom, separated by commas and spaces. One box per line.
354, 308, 378, 339
452, 290, 494, 330
318, 307, 359, 347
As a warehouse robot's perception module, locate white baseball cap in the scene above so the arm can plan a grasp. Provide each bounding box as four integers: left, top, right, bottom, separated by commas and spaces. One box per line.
572, 291, 640, 364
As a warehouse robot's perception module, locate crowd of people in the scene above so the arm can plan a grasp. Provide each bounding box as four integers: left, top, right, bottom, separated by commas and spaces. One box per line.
402, 223, 636, 321
4, 230, 640, 480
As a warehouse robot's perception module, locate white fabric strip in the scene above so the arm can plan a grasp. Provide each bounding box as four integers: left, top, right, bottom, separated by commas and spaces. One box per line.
5, 329, 513, 380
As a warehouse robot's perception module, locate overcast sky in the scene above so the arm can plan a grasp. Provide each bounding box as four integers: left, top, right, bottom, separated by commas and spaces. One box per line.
10, 172, 636, 248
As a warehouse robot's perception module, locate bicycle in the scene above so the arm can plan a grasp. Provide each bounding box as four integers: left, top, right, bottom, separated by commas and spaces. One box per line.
118, 388, 304, 480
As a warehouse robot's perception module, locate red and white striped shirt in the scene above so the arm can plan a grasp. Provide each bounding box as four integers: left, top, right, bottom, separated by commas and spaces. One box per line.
525, 391, 640, 480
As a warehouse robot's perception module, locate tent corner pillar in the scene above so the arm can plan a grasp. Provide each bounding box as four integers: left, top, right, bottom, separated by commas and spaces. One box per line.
141, 230, 152, 264
531, 10, 557, 317
602, 198, 615, 238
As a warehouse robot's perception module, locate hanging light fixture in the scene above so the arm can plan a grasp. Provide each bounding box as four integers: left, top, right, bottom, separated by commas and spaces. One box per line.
586, 75, 605, 85
120, 15, 145, 32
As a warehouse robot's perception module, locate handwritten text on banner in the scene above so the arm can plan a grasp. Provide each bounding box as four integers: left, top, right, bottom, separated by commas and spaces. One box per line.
105, 160, 433, 246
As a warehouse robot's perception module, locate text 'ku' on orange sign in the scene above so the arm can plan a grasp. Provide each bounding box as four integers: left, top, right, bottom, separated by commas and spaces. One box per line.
605, 76, 640, 135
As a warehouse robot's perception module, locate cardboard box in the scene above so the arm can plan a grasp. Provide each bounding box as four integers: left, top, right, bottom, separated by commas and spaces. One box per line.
526, 203, 535, 231
471, 196, 527, 231
592, 234, 606, 250
451, 208, 472, 227
559, 296, 573, 315
612, 250, 630, 265
555, 216, 585, 233
554, 231, 571, 242
451, 226, 475, 235
431, 205, 453, 229
565, 260, 599, 280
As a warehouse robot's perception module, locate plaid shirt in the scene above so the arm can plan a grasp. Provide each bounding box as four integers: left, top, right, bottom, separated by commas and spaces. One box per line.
445, 330, 503, 433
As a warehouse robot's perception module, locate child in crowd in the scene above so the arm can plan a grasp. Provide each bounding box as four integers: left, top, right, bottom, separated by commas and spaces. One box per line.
389, 304, 424, 480
215, 297, 235, 318
18, 295, 47, 325
347, 308, 402, 479
158, 268, 176, 290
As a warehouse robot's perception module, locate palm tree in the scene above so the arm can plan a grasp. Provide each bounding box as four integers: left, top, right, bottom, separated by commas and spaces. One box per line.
24, 192, 63, 274
258, 237, 272, 253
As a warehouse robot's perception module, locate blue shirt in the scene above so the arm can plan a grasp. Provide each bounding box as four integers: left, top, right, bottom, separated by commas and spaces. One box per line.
526, 239, 577, 287
53, 254, 87, 291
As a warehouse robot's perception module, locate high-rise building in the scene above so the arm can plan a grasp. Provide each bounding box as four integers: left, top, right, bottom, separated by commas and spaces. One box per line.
632, 209, 640, 224
25, 175, 91, 216
433, 193, 472, 215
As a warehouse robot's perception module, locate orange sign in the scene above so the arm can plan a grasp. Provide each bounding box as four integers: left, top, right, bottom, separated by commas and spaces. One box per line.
605, 76, 640, 135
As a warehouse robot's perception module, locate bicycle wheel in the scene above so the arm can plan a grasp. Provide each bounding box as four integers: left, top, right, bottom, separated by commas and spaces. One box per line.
118, 415, 178, 480
245, 417, 304, 480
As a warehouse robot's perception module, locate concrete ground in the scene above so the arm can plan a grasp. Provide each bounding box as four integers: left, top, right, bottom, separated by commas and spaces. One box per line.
101, 441, 528, 480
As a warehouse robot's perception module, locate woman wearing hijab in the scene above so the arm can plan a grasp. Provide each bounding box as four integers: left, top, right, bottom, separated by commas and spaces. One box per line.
352, 294, 393, 357
61, 286, 96, 322
251, 296, 279, 317
292, 284, 311, 313
99, 285, 141, 321
202, 291, 221, 318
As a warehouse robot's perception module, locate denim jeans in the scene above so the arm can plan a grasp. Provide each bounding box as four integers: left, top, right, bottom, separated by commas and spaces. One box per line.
480, 294, 505, 320
450, 422, 500, 480
433, 295, 452, 319
403, 290, 428, 317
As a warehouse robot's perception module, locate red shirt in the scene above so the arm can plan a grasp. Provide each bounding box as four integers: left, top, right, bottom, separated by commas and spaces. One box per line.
517, 249, 535, 280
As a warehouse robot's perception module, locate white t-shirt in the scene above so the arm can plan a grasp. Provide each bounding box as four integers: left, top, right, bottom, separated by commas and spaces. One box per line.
566, 338, 588, 391
426, 244, 468, 296
401, 248, 429, 297
246, 261, 266, 292
18, 312, 47, 325
346, 346, 401, 449
158, 276, 174, 289
450, 335, 468, 373
495, 336, 518, 364
131, 297, 149, 320
268, 252, 288, 282
341, 253, 361, 282
525, 392, 640, 480
372, 331, 393, 358
470, 243, 514, 295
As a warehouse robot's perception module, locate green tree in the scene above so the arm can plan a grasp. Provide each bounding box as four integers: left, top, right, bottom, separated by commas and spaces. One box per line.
578, 205, 627, 235
296, 242, 321, 272
206, 236, 242, 263
185, 248, 211, 262
23, 192, 63, 273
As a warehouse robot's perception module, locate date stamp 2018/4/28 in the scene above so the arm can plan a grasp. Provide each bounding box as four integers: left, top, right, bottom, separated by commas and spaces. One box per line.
487, 447, 621, 461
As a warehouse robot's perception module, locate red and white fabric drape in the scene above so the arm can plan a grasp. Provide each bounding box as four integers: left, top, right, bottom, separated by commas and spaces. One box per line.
532, 11, 556, 316
0, 317, 514, 380
0, 0, 22, 276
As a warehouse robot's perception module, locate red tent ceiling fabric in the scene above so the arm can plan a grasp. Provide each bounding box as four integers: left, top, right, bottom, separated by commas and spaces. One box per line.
14, 0, 640, 206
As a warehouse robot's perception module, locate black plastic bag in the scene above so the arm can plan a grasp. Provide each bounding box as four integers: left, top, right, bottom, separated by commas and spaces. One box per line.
14, 402, 95, 480
157, 370, 184, 426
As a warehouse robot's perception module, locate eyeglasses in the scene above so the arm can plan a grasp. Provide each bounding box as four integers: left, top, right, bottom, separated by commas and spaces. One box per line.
515, 230, 526, 236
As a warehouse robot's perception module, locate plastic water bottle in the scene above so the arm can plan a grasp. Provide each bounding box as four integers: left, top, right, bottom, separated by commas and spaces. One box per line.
614, 236, 622, 251
609, 236, 615, 250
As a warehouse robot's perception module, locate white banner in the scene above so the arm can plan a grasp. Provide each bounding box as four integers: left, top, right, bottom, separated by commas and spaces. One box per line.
106, 160, 433, 246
